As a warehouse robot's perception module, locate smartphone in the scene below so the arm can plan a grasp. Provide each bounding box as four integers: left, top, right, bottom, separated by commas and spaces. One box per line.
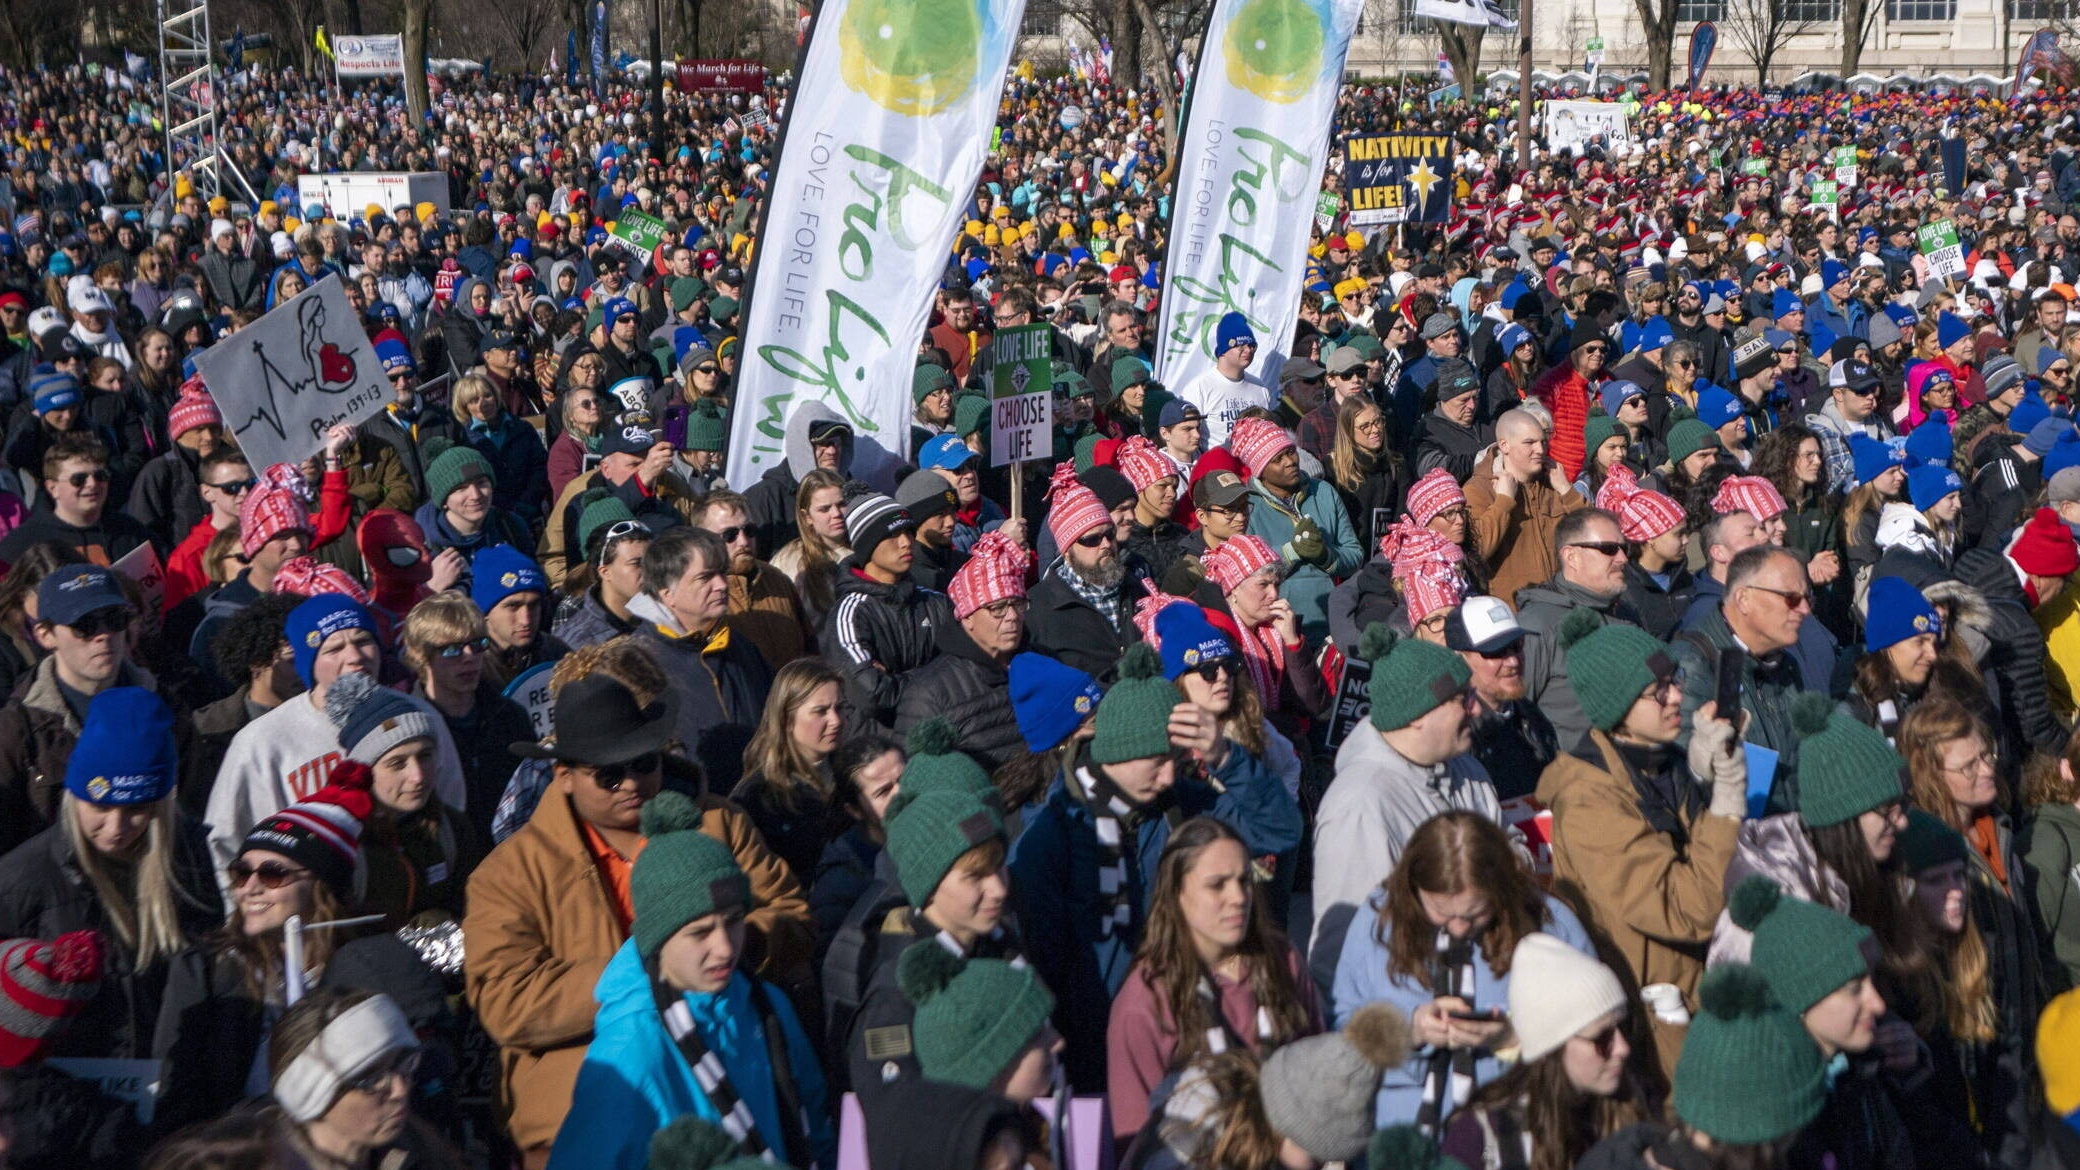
1714, 647, 1746, 724
1447, 1007, 1501, 1021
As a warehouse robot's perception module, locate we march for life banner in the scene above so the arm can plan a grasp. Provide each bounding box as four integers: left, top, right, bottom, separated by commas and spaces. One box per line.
1154, 0, 1363, 389
333, 34, 406, 77
727, 0, 1027, 488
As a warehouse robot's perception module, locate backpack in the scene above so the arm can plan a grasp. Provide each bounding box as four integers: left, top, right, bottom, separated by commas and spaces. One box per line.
817, 874, 910, 1085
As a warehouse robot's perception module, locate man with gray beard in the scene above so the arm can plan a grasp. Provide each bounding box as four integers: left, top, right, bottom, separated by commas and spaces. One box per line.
1026, 468, 1153, 682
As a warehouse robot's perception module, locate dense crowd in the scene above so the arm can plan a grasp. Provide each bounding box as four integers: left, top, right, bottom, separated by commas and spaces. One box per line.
10, 48, 2080, 1170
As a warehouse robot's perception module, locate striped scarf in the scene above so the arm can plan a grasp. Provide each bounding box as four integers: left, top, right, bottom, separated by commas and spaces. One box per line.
1074, 764, 1142, 940
648, 971, 778, 1162
1231, 617, 1288, 714
1414, 933, 1479, 1140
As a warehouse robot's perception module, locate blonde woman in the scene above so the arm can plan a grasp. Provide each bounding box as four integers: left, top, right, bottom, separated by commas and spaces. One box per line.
0, 687, 220, 1058
449, 372, 550, 525
770, 468, 850, 629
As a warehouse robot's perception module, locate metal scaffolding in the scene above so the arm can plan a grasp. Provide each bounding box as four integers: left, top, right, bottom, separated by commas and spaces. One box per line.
156, 0, 258, 205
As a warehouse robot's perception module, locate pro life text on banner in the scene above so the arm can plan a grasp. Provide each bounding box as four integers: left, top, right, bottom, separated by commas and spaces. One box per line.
332, 34, 405, 76
1544, 100, 1633, 155
1411, 0, 1516, 25
725, 0, 1027, 491
1153, 0, 1363, 391
604, 207, 670, 267
1342, 135, 1452, 227
990, 323, 1052, 467
195, 277, 390, 474
1919, 219, 1966, 282
677, 59, 768, 93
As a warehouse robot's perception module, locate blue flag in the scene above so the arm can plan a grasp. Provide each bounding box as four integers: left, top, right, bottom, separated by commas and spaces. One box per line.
566, 28, 580, 87
1687, 21, 1716, 89
588, 0, 607, 97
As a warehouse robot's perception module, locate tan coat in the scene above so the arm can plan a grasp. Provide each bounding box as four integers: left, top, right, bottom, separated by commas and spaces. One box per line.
536, 468, 701, 588
727, 561, 817, 667
463, 787, 814, 1159
1462, 463, 1586, 609
1536, 730, 1739, 1085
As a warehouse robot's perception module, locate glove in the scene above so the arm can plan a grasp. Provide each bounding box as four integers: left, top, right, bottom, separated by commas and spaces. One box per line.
1687, 711, 1749, 819
1290, 516, 1329, 568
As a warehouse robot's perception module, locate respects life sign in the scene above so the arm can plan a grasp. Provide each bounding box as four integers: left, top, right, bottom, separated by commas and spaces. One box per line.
1543, 100, 1634, 155
333, 34, 406, 77
727, 0, 1028, 491
196, 277, 389, 474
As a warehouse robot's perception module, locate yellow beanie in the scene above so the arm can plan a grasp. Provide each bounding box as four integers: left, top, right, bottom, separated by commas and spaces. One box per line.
2041, 988, 2080, 1117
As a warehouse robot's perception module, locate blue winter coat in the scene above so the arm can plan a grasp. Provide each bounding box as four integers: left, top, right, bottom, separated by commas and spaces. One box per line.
464, 413, 550, 525
1329, 890, 1594, 1128
1243, 476, 1363, 643
547, 941, 835, 1170
1007, 743, 1304, 1090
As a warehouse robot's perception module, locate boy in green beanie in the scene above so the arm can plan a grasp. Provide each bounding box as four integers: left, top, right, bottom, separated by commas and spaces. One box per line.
1008, 642, 1303, 1090
552, 792, 834, 1170
897, 943, 1060, 1105
1311, 623, 1503, 989
1659, 964, 1828, 1157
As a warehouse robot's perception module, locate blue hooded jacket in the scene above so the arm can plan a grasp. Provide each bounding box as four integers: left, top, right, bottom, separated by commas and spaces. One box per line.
547, 941, 834, 1170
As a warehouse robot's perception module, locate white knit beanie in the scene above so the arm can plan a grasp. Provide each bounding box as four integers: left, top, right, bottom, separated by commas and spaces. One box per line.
1508, 932, 1629, 1063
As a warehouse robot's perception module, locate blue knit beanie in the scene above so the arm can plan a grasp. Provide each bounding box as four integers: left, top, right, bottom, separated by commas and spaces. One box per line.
1007, 651, 1104, 753
1153, 602, 1234, 682
64, 687, 177, 806
1936, 311, 1970, 350
2026, 415, 2073, 458
1214, 311, 1256, 355
1599, 380, 1644, 415
471, 545, 548, 613
1771, 288, 1803, 321
1695, 386, 1744, 430
288, 594, 377, 687
29, 366, 79, 415
1849, 432, 1905, 486
2011, 392, 2053, 439
2047, 429, 2080, 481
373, 336, 415, 375
1863, 577, 1942, 652
1902, 418, 1952, 467
1908, 464, 1962, 513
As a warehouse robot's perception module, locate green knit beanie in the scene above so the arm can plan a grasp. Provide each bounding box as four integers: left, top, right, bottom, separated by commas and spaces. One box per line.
1072, 430, 1107, 475
889, 718, 995, 806
667, 276, 706, 313
1366, 1126, 1471, 1170
646, 1115, 779, 1170
1554, 611, 1676, 732
709, 295, 739, 322
1090, 643, 1181, 764
630, 792, 751, 959
577, 491, 639, 555
1672, 964, 1828, 1146
898, 943, 1055, 1090
913, 363, 956, 405
1583, 413, 1625, 459
1789, 693, 1904, 828
1728, 875, 1873, 1016
953, 391, 991, 440
886, 788, 1005, 908
681, 399, 728, 453
1665, 417, 1721, 466
1111, 355, 1153, 398
1899, 808, 1972, 873
1360, 623, 1472, 733
425, 442, 496, 508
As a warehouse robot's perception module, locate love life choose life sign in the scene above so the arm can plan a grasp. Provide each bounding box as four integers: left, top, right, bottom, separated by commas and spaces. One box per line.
196, 276, 390, 474
991, 322, 1053, 467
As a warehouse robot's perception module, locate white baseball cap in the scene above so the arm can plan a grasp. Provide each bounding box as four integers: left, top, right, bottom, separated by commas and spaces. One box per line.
1445, 595, 1524, 655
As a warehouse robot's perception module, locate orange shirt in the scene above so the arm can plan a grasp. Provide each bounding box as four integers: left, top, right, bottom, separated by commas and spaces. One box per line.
580, 818, 646, 932
1971, 813, 2010, 894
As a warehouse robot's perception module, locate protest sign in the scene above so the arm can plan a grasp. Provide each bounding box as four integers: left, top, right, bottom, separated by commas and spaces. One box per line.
604, 207, 670, 266
1314, 191, 1341, 233
990, 323, 1052, 468
333, 34, 405, 77
1342, 134, 1453, 226
1918, 218, 1966, 281
1834, 145, 1858, 188
1543, 100, 1633, 154
195, 277, 389, 475
505, 661, 557, 740
727, 0, 1028, 492
675, 59, 767, 93
111, 542, 166, 636
1810, 180, 1839, 221
48, 1059, 165, 1124
1154, 0, 1363, 390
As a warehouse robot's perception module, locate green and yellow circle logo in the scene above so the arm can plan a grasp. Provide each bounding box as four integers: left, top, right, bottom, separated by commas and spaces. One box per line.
839, 0, 984, 116
1223, 0, 1327, 104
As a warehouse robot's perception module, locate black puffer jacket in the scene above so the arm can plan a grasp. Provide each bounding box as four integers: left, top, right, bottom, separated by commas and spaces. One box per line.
1954, 545, 2068, 759
894, 624, 1026, 774
1783, 1056, 1917, 1170
630, 595, 775, 794
823, 566, 956, 726
122, 444, 204, 549
0, 816, 222, 1059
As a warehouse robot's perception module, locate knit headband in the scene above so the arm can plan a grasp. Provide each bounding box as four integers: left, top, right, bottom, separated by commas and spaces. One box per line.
274, 995, 419, 1122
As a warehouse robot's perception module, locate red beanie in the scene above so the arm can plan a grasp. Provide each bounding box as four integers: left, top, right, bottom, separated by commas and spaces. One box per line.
2010, 508, 2080, 578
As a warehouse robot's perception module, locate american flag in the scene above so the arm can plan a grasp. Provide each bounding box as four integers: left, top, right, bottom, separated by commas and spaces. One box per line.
13, 212, 38, 236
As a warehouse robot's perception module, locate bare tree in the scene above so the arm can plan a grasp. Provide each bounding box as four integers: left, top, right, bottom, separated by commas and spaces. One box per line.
1839, 0, 1880, 74
403, 0, 431, 119
1437, 20, 1483, 97
1629, 0, 1678, 88
1721, 0, 1817, 83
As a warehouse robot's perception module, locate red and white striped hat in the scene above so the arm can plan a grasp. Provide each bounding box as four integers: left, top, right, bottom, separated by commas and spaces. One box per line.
0, 930, 103, 1067
1405, 468, 1467, 528
1228, 417, 1294, 478
272, 556, 372, 605
1594, 463, 1642, 513
236, 764, 374, 899
949, 531, 1034, 620
1618, 489, 1686, 543
1203, 534, 1279, 595
167, 377, 221, 439
1402, 567, 1467, 626
1130, 589, 1194, 646
238, 485, 312, 559
1045, 461, 1112, 550
1115, 436, 1176, 494
1712, 476, 1787, 524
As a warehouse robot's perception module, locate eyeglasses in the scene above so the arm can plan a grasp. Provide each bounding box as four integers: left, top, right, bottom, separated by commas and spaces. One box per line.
64, 468, 110, 488
1567, 541, 1629, 558
227, 859, 312, 890
591, 753, 664, 791
1742, 583, 1811, 610
65, 608, 133, 639
206, 476, 257, 495
1189, 657, 1237, 682
981, 597, 1030, 617
343, 1049, 422, 1096
431, 636, 491, 659
1075, 528, 1117, 548
709, 525, 749, 543
1943, 749, 1997, 776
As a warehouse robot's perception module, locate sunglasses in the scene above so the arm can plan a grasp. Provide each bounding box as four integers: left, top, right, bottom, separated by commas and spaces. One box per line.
1670, 358, 1696, 369
206, 476, 257, 494
592, 753, 664, 791
693, 365, 719, 375
710, 525, 749, 543
65, 608, 133, 638
343, 1049, 422, 1096
1743, 583, 1811, 610
432, 636, 491, 659
1189, 657, 1237, 683
1075, 528, 1117, 548
64, 468, 110, 488
1568, 541, 1629, 557
227, 859, 312, 890
1578, 1024, 1623, 1059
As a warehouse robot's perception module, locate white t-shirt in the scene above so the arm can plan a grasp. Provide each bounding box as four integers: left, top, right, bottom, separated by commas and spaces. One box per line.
1175, 367, 1272, 447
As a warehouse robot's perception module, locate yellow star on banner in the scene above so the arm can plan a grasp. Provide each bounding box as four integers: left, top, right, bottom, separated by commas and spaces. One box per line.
1405, 158, 1443, 215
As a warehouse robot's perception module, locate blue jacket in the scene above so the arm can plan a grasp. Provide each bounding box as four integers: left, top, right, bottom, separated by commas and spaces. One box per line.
1245, 476, 1363, 643
1008, 744, 1304, 1090
1329, 891, 1594, 1128
548, 942, 835, 1170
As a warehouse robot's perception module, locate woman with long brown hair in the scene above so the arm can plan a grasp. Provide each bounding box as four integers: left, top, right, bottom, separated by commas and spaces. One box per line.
732, 657, 851, 880
1326, 395, 1402, 555
1107, 816, 1320, 1142
1328, 810, 1599, 1132
770, 468, 850, 630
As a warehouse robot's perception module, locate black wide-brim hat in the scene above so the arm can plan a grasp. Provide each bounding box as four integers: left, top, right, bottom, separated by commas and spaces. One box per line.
510, 673, 678, 765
